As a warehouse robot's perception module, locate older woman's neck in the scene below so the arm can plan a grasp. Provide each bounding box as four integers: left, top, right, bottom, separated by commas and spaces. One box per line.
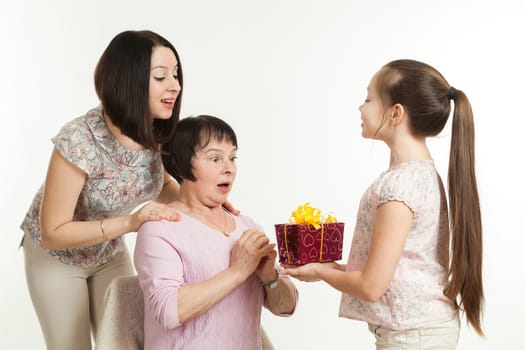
176, 190, 224, 216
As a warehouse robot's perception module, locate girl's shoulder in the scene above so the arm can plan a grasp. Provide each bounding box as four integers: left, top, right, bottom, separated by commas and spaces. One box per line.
380, 160, 437, 184
373, 160, 440, 208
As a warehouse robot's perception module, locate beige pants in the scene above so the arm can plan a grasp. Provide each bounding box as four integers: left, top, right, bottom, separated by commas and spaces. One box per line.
368, 317, 460, 350
22, 234, 134, 350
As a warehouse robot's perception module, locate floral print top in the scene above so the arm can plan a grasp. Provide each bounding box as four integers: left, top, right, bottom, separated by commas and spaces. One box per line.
339, 160, 457, 330
20, 106, 164, 268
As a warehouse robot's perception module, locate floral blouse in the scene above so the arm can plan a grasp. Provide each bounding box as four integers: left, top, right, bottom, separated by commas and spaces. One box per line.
339, 160, 457, 330
20, 106, 164, 268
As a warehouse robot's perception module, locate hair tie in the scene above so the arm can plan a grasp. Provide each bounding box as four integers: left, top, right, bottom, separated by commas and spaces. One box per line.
447, 86, 456, 100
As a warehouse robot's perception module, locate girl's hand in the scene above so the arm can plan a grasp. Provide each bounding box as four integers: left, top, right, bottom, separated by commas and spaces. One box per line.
282, 262, 340, 282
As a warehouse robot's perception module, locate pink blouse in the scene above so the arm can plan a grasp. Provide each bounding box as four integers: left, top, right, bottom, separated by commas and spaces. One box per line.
339, 160, 457, 330
134, 212, 297, 350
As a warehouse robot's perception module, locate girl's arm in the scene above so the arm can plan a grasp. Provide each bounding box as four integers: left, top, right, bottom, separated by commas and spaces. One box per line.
284, 201, 413, 302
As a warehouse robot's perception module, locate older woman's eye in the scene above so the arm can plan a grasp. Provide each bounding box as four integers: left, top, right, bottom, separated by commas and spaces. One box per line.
154, 77, 166, 81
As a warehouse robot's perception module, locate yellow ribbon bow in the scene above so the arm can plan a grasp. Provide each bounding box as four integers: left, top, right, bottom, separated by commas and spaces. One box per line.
289, 202, 337, 229
285, 202, 338, 262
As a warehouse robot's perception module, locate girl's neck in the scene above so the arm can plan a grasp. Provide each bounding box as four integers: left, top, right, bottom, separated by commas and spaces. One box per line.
388, 136, 431, 168
103, 113, 144, 151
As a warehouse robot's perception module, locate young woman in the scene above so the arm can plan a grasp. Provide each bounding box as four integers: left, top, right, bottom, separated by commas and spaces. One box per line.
20, 30, 185, 350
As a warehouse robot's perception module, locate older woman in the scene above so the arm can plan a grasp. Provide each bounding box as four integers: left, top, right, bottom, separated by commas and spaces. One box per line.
134, 115, 298, 349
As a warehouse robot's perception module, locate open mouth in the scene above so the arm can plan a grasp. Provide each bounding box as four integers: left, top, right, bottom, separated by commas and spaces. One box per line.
161, 98, 175, 107
218, 183, 231, 191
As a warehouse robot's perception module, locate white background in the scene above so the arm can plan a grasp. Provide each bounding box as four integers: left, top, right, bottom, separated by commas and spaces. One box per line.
1, 0, 523, 348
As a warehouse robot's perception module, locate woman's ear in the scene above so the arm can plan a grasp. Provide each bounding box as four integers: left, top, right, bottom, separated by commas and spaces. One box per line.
389, 103, 406, 126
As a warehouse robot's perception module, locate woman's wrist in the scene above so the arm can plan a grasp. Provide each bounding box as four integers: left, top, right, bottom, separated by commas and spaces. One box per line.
98, 215, 136, 242
259, 268, 279, 289
129, 212, 143, 232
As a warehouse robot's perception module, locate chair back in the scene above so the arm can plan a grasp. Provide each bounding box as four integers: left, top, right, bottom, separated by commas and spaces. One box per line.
95, 275, 144, 350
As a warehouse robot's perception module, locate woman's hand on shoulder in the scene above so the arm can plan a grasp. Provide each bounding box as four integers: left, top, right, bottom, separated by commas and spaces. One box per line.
133, 201, 180, 230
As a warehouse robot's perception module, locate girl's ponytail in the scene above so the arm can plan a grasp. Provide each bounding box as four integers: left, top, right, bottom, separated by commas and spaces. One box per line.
445, 89, 484, 336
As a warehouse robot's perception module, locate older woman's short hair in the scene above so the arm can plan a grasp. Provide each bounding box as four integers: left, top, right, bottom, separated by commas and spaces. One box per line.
162, 115, 238, 183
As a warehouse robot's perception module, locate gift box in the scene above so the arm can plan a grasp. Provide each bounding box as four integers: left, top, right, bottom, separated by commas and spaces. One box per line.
274, 203, 345, 265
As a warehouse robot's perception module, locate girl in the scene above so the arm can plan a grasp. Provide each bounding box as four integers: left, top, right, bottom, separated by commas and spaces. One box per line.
284, 59, 483, 349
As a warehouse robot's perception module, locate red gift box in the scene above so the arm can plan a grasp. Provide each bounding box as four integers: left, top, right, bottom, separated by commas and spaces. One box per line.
274, 222, 344, 265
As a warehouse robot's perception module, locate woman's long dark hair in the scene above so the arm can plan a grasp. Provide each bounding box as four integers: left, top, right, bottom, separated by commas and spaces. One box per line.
94, 30, 183, 150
